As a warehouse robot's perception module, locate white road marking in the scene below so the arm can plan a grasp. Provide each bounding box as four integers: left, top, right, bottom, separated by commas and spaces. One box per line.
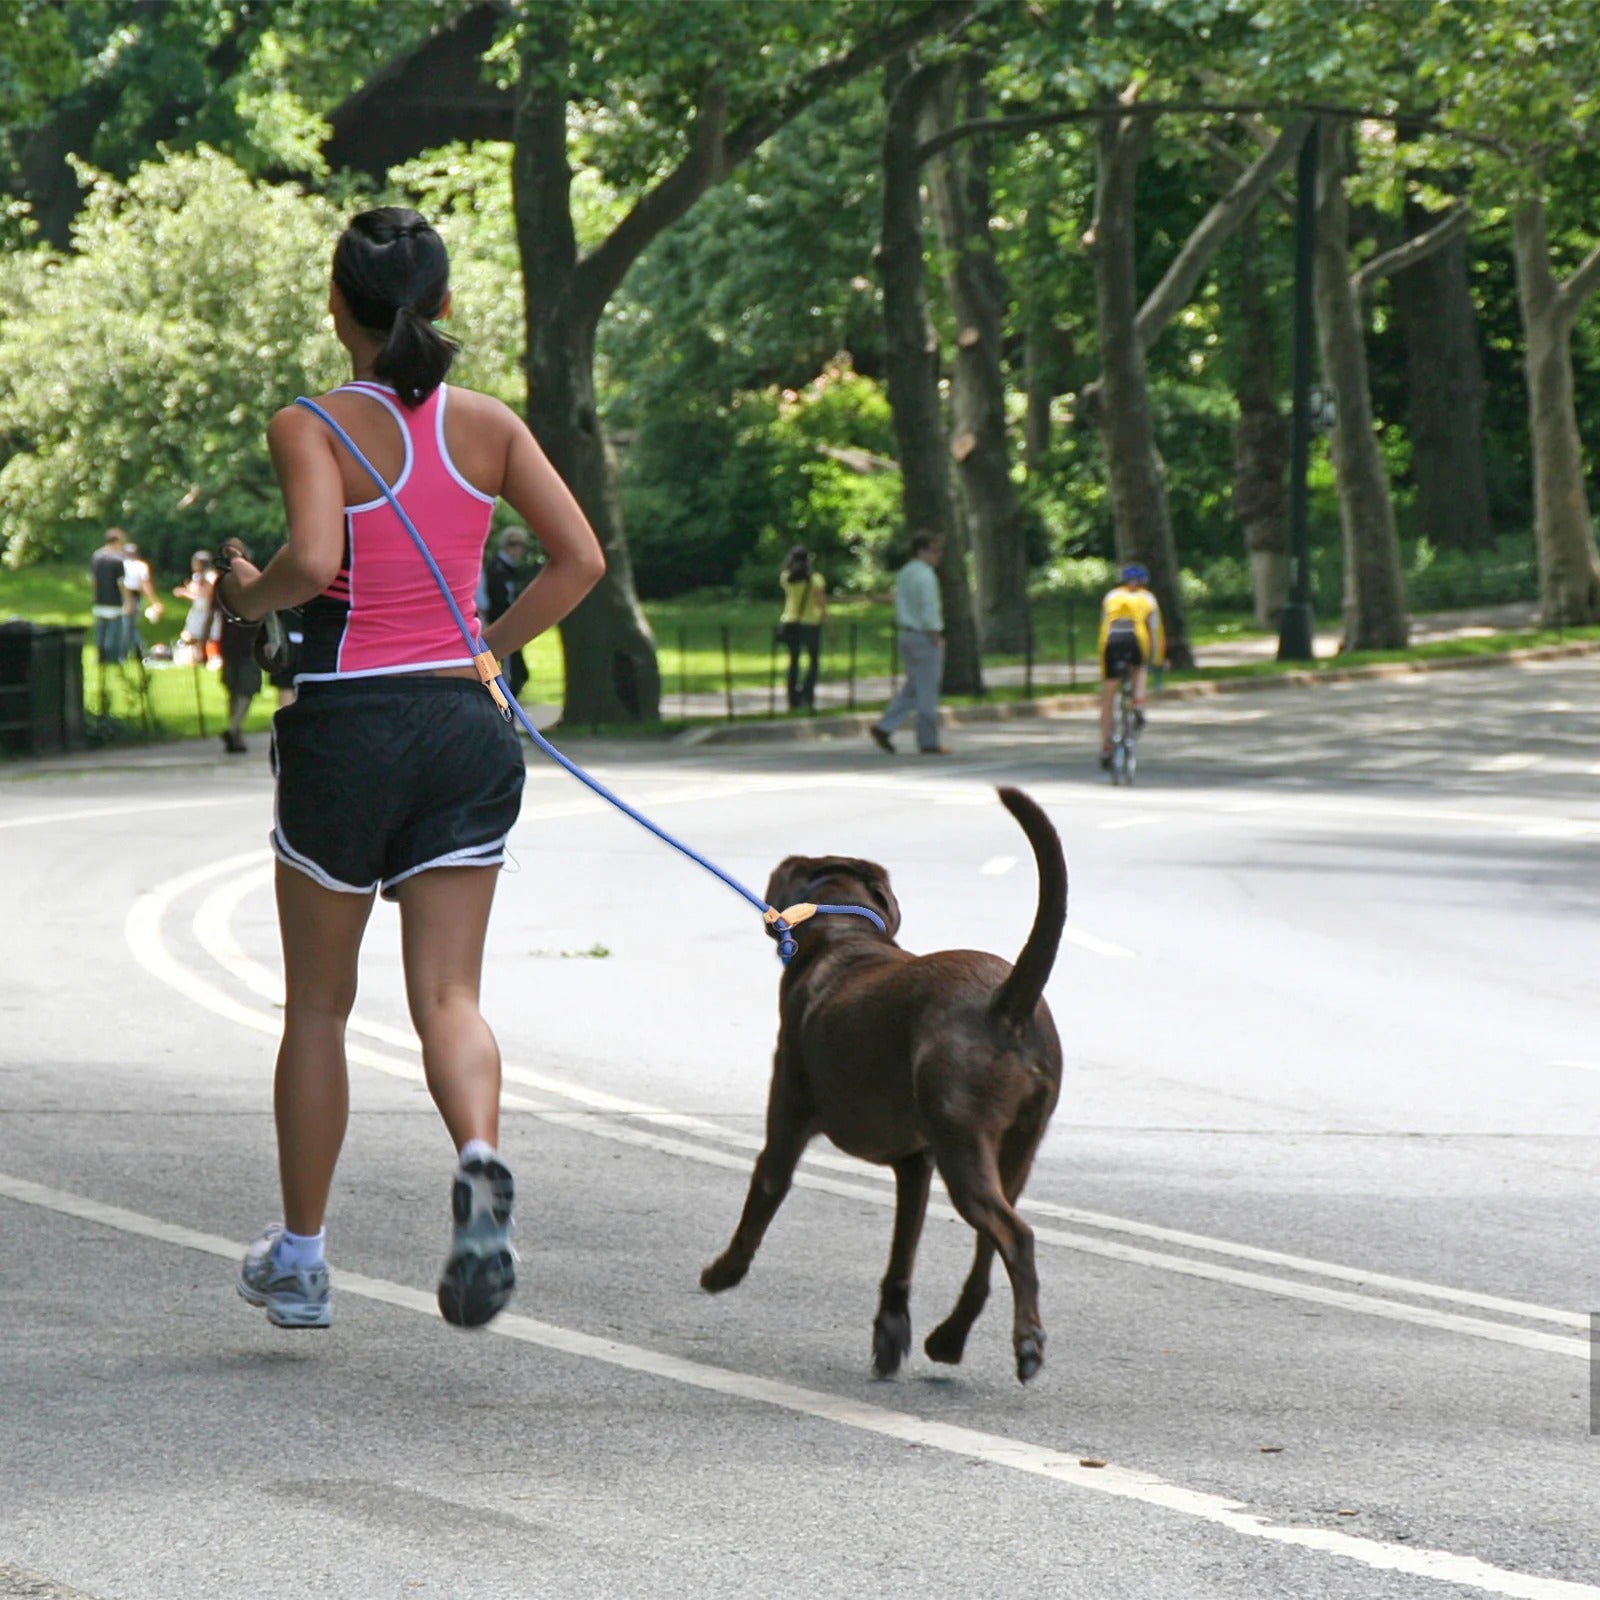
2, 1170, 1595, 1600
1469, 753, 1542, 774
979, 855, 1017, 875
0, 796, 250, 831
1101, 815, 1160, 831
1062, 927, 1137, 959
1552, 1061, 1600, 1075
124, 860, 1587, 1361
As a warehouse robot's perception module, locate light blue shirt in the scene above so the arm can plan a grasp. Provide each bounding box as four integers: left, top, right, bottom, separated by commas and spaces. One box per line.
894, 556, 943, 633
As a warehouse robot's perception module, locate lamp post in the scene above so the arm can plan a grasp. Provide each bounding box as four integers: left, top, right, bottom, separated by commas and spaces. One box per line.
1278, 121, 1319, 663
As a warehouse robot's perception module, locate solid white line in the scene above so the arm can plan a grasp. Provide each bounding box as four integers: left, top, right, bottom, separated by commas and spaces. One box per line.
0, 796, 250, 831
1, 1170, 1595, 1600
1552, 1061, 1600, 1075
141, 862, 1588, 1359
979, 855, 1017, 875
1100, 815, 1160, 830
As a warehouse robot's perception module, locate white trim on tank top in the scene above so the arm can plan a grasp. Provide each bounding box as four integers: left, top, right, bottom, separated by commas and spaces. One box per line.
434, 387, 496, 506
332, 382, 416, 511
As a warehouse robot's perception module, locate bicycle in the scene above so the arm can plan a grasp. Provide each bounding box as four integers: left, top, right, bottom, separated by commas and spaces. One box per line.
1107, 663, 1140, 785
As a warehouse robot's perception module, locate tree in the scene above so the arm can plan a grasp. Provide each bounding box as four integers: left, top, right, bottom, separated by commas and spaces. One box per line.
1082, 105, 1306, 667
879, 52, 983, 695
1312, 120, 1410, 649
924, 54, 1028, 653
507, 0, 960, 725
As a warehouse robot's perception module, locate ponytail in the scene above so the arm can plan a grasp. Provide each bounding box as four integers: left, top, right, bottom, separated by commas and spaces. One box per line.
332, 207, 458, 407
373, 304, 457, 408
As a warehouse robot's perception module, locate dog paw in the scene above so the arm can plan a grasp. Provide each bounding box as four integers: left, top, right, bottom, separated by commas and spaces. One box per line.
923, 1321, 967, 1366
700, 1256, 747, 1294
872, 1313, 911, 1377
1015, 1332, 1045, 1384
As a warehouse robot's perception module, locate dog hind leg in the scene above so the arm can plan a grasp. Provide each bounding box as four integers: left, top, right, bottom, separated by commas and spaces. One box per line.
872, 1151, 933, 1377
934, 1136, 1047, 1384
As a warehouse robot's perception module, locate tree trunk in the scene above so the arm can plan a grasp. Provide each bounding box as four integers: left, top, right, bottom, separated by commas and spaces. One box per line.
1511, 198, 1600, 625
512, 20, 659, 725
924, 61, 1028, 652
1089, 114, 1193, 668
879, 56, 983, 694
1311, 121, 1408, 651
1390, 222, 1493, 551
1229, 218, 1288, 627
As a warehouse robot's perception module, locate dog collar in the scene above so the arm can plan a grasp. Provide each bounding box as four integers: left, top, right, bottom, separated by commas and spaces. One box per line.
762, 902, 888, 962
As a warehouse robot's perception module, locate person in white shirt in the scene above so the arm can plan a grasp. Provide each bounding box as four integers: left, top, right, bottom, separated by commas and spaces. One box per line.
119, 541, 162, 662
870, 532, 950, 755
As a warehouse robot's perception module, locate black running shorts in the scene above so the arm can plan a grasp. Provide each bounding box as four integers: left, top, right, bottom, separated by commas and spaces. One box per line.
271, 677, 525, 899
1101, 634, 1144, 681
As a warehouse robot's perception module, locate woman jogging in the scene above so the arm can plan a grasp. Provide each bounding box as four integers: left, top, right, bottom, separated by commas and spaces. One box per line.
216, 207, 605, 1332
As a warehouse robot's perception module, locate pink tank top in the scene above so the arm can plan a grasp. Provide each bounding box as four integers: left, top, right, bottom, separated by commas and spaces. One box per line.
295, 381, 496, 681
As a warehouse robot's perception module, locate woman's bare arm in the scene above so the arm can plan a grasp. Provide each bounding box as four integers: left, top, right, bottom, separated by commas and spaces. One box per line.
480, 410, 605, 659
219, 407, 349, 620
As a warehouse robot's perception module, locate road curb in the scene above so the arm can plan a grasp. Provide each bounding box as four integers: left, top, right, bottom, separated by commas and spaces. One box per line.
678, 638, 1600, 746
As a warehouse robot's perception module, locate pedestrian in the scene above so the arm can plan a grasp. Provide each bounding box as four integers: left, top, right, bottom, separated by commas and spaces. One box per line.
776, 544, 826, 711
88, 527, 128, 668
215, 539, 261, 754
478, 525, 531, 700
870, 532, 950, 756
172, 550, 217, 666
119, 540, 162, 662
214, 206, 604, 1333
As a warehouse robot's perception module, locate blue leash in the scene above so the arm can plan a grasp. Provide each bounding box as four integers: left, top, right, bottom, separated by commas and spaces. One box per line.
293, 395, 885, 961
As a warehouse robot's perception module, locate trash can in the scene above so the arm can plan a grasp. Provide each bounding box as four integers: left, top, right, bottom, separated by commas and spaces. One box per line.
0, 621, 87, 756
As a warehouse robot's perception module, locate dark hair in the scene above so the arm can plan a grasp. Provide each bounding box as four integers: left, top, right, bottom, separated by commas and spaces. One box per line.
782, 544, 811, 583
910, 531, 942, 557
332, 207, 458, 407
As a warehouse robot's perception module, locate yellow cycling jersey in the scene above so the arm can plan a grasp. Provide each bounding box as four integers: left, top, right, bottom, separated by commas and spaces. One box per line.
1098, 584, 1164, 662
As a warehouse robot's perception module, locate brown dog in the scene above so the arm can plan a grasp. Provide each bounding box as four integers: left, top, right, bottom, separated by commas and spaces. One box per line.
701, 786, 1065, 1383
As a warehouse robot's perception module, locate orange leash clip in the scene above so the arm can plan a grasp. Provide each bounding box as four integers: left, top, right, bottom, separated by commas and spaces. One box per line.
473, 650, 512, 718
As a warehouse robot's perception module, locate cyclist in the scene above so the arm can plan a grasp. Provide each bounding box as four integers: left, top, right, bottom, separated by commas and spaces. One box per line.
1098, 562, 1164, 770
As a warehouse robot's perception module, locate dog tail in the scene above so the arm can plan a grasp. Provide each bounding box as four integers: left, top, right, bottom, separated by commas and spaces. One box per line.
990, 787, 1067, 1027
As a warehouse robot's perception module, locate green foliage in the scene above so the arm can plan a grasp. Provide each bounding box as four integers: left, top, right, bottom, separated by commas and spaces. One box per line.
0, 148, 344, 572
0, 144, 524, 573
0, 0, 80, 125
619, 361, 904, 599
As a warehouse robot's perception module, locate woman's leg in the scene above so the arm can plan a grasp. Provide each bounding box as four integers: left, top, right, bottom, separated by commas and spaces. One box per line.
274, 863, 375, 1234
393, 865, 502, 1152
800, 624, 821, 707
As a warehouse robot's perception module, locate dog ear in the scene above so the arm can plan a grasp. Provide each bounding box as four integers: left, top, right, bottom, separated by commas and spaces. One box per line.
831, 857, 901, 939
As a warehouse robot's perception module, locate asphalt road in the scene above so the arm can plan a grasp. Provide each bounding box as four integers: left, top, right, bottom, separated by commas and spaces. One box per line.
2, 658, 1597, 1600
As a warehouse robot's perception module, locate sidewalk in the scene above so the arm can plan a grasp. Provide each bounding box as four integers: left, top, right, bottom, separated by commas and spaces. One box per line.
669, 602, 1547, 732
1, 602, 1579, 776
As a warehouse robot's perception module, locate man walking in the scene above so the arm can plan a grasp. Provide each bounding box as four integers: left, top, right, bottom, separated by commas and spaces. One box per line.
870, 532, 950, 756
88, 528, 128, 667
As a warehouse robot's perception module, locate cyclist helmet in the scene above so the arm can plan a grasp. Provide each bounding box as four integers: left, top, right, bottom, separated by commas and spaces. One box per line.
1121, 562, 1150, 584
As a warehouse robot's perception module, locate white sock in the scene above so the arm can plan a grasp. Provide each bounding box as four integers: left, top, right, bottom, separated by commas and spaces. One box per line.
458, 1138, 497, 1168
277, 1227, 325, 1269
